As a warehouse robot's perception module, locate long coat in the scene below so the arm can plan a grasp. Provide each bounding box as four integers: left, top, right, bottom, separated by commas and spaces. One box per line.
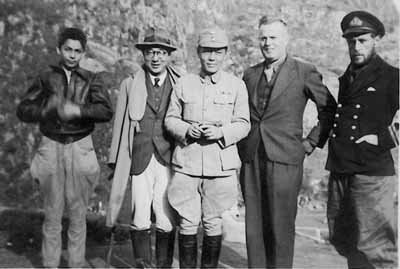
326, 55, 399, 175
106, 66, 180, 227
238, 56, 337, 164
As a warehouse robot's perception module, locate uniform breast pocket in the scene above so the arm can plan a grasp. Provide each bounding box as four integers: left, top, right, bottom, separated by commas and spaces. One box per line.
213, 93, 235, 119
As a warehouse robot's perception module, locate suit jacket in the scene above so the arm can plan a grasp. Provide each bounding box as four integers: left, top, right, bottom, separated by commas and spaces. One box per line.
238, 56, 337, 164
326, 55, 399, 175
165, 71, 250, 176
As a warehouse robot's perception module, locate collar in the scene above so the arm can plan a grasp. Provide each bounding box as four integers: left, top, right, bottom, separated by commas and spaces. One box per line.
149, 70, 168, 86
49, 62, 90, 80
199, 70, 222, 84
265, 54, 287, 72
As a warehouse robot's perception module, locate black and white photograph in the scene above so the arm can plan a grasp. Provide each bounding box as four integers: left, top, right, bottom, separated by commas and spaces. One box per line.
0, 0, 398, 268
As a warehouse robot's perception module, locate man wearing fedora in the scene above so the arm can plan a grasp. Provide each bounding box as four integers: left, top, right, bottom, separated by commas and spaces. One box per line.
107, 29, 181, 268
326, 11, 398, 269
165, 27, 250, 268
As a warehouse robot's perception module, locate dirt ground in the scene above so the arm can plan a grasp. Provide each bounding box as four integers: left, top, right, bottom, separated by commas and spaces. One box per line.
0, 205, 348, 268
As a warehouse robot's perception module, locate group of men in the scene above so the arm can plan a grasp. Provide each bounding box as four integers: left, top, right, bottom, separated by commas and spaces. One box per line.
17, 9, 398, 269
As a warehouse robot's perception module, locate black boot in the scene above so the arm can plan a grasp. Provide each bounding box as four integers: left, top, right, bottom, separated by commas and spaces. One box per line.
156, 229, 176, 268
200, 235, 222, 268
130, 229, 153, 268
179, 233, 198, 268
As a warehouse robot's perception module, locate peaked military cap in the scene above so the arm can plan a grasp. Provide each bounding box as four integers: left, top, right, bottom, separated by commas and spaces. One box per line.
198, 27, 228, 48
341, 10, 385, 38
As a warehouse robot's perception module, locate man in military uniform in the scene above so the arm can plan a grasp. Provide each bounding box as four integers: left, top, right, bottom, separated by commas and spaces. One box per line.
107, 30, 180, 268
165, 27, 250, 268
326, 10, 399, 269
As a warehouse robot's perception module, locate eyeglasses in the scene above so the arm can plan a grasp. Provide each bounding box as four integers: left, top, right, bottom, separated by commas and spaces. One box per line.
144, 49, 168, 58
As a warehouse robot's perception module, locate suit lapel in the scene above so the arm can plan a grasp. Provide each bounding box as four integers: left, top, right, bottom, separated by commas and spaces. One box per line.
248, 63, 265, 116
269, 56, 296, 103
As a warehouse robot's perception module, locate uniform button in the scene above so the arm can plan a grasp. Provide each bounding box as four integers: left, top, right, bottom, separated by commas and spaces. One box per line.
333, 123, 337, 127
335, 113, 339, 118
351, 125, 356, 130
353, 115, 358, 119
337, 103, 342, 108
350, 136, 354, 141
355, 104, 361, 109
332, 133, 336, 138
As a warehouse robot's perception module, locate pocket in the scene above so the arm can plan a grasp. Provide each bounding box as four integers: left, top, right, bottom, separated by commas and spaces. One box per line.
73, 136, 100, 184
30, 137, 56, 184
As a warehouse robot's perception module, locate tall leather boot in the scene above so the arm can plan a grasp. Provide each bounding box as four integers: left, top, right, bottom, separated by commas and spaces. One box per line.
130, 229, 153, 268
156, 229, 176, 268
200, 235, 222, 268
179, 233, 198, 268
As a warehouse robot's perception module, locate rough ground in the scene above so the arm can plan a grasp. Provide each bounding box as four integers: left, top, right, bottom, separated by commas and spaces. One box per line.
0, 206, 347, 268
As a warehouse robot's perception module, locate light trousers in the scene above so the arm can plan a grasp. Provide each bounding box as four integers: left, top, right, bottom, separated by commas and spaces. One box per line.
30, 135, 99, 268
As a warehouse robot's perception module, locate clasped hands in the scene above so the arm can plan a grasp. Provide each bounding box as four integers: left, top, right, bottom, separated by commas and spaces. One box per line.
42, 94, 81, 121
187, 123, 223, 140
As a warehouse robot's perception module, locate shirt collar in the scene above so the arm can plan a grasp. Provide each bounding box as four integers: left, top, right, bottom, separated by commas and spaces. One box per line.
149, 70, 168, 86
199, 70, 222, 84
265, 54, 286, 72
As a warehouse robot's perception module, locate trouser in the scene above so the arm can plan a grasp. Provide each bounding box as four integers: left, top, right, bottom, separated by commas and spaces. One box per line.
327, 173, 397, 269
240, 146, 303, 268
168, 171, 237, 236
30, 135, 99, 268
130, 155, 175, 232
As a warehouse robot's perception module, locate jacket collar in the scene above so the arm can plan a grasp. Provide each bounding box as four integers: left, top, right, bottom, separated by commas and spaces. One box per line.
49, 62, 91, 80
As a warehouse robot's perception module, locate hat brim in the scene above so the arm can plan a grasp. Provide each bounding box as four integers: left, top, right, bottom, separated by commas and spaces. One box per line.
135, 42, 177, 52
342, 27, 377, 37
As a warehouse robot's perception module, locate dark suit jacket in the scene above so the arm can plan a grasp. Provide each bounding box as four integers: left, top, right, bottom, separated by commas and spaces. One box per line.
326, 55, 399, 176
238, 56, 337, 165
130, 74, 175, 175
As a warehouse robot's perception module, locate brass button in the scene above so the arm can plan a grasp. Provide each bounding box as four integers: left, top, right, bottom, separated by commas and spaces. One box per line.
333, 123, 337, 127
350, 136, 354, 140
335, 113, 339, 118
355, 104, 361, 109
332, 133, 336, 138
353, 115, 358, 119
351, 125, 356, 130
337, 103, 342, 108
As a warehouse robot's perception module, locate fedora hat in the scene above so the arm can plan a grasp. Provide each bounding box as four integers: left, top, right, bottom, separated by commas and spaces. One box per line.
135, 29, 177, 52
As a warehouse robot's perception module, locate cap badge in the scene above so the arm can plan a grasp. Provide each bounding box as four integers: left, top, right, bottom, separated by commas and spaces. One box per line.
349, 17, 363, 27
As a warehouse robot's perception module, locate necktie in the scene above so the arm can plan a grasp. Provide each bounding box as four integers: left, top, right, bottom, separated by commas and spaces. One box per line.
264, 66, 274, 83
154, 77, 160, 87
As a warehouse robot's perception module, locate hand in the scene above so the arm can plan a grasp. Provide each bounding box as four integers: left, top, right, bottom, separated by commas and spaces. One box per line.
356, 134, 378, 146
187, 123, 203, 139
57, 100, 81, 121
200, 124, 223, 140
302, 139, 315, 155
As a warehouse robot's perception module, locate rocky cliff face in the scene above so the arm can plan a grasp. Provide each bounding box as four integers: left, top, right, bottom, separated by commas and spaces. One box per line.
0, 0, 398, 208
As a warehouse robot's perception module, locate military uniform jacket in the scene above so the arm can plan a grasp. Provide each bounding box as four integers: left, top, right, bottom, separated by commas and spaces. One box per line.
165, 71, 250, 177
326, 55, 399, 176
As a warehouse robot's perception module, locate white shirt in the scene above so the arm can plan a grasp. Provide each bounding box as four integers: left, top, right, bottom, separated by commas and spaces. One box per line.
149, 70, 167, 87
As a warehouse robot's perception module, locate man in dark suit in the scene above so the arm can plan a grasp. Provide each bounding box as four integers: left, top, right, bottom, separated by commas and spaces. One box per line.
238, 16, 337, 268
326, 11, 398, 269
107, 30, 180, 268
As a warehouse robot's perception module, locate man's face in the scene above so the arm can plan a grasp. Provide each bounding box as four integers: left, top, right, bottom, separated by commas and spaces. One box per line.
198, 47, 227, 75
346, 33, 379, 66
57, 39, 85, 69
259, 21, 289, 63
143, 47, 170, 76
